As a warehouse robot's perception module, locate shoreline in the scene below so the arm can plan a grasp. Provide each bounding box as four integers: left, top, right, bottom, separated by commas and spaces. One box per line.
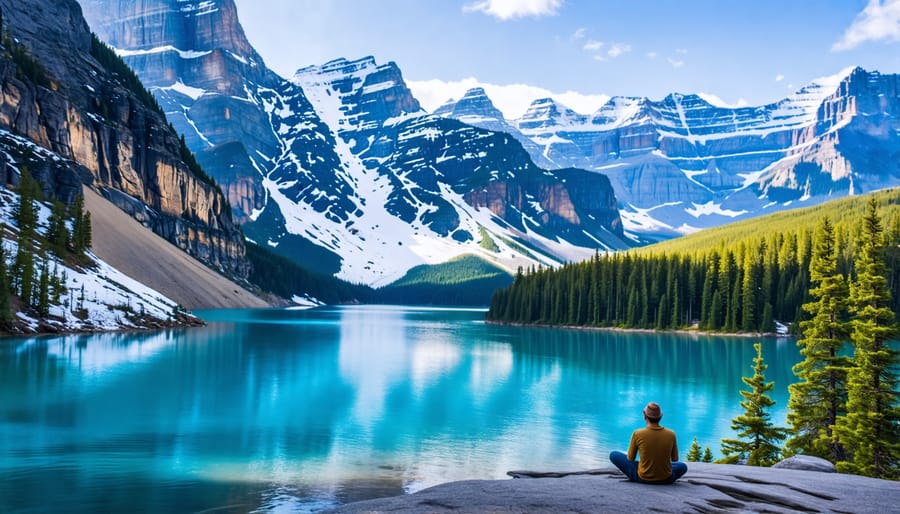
485, 319, 792, 339
0, 311, 205, 339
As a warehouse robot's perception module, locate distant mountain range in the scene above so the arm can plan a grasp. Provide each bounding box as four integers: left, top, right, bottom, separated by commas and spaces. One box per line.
435, 71, 900, 237
79, 0, 900, 287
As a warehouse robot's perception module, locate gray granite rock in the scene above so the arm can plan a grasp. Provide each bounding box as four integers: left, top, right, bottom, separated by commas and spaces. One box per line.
327, 463, 898, 513
773, 455, 836, 473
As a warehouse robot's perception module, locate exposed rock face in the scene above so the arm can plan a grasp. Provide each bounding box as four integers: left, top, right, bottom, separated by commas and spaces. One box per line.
80, 0, 276, 224
380, 116, 622, 245
0, 0, 249, 278
330, 463, 899, 513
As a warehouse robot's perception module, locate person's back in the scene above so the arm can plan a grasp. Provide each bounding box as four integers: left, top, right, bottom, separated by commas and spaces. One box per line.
630, 425, 677, 482
610, 402, 687, 484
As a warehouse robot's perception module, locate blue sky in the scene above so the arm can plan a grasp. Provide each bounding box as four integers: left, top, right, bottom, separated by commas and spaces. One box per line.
233, 0, 900, 118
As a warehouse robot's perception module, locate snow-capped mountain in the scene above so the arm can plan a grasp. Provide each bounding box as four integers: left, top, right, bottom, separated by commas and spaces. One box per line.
436, 67, 900, 237
81, 1, 630, 286
432, 88, 556, 169
81, 0, 899, 287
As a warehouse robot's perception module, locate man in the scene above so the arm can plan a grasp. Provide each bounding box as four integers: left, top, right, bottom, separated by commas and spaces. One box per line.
609, 402, 688, 484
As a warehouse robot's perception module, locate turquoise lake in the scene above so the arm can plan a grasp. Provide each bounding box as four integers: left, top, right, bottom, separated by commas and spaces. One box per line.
0, 305, 802, 513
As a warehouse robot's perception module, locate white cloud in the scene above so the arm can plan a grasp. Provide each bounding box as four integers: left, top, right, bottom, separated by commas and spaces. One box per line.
667, 57, 685, 68
583, 40, 630, 61
646, 51, 658, 59
675, 48, 689, 54
607, 42, 632, 58
407, 78, 610, 119
833, 0, 900, 50
572, 27, 587, 39
463, 0, 564, 20
775, 74, 785, 82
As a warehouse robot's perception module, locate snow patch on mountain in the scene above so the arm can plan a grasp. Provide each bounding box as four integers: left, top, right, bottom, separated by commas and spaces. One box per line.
115, 45, 212, 59
686, 201, 748, 218
160, 80, 206, 100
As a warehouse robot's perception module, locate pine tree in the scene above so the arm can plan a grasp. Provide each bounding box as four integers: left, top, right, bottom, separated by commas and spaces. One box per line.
787, 217, 851, 462
70, 194, 90, 256
14, 167, 39, 303
50, 263, 66, 305
0, 241, 11, 326
741, 250, 759, 331
37, 261, 50, 317
46, 201, 69, 258
834, 199, 900, 479
702, 447, 714, 463
720, 343, 789, 466
686, 437, 702, 462
82, 211, 92, 250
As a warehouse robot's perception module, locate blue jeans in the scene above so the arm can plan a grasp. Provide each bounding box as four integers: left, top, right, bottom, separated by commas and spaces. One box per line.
609, 451, 687, 484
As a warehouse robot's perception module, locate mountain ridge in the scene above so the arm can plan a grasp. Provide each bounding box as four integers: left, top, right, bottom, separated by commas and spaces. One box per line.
435, 66, 899, 237
82, 0, 630, 289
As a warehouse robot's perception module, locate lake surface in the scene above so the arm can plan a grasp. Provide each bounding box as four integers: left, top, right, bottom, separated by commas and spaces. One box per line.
0, 305, 801, 513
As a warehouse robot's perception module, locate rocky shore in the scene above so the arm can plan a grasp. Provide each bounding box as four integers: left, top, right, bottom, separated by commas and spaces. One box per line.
328, 461, 898, 513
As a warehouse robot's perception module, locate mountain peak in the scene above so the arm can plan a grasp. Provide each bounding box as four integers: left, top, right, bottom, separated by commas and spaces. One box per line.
462, 87, 489, 98
432, 87, 504, 122
296, 56, 379, 77
517, 97, 586, 130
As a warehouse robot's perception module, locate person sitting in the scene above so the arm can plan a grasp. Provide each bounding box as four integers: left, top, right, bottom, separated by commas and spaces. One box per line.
609, 402, 688, 484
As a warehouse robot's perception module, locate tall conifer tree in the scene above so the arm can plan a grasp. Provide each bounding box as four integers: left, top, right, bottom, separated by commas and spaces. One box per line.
0, 241, 10, 326
720, 343, 788, 466
14, 167, 39, 302
787, 217, 851, 461
835, 199, 900, 479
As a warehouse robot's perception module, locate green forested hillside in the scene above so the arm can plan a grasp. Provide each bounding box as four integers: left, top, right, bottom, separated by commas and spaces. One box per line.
487, 189, 900, 332
376, 254, 513, 306
245, 241, 374, 304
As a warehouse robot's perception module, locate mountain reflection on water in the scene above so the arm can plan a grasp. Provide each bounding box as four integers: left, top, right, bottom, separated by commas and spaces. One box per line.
0, 306, 799, 513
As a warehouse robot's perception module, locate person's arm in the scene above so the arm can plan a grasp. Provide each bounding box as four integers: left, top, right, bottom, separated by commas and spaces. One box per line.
627, 431, 638, 461
671, 435, 679, 462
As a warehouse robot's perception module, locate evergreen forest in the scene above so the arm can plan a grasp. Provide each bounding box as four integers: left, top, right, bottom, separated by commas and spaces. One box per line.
487, 189, 900, 333
0, 168, 92, 326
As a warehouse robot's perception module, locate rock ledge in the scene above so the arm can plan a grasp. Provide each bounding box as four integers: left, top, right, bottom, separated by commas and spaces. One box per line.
328, 463, 898, 513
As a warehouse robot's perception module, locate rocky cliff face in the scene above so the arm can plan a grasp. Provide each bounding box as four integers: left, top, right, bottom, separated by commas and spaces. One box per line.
0, 0, 249, 278
82, 0, 629, 285
80, 0, 276, 224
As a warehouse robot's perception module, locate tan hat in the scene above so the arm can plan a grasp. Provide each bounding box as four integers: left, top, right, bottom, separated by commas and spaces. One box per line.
643, 402, 662, 420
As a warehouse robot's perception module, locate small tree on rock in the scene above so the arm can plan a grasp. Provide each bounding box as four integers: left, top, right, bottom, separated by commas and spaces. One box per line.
686, 437, 702, 462
720, 343, 789, 466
